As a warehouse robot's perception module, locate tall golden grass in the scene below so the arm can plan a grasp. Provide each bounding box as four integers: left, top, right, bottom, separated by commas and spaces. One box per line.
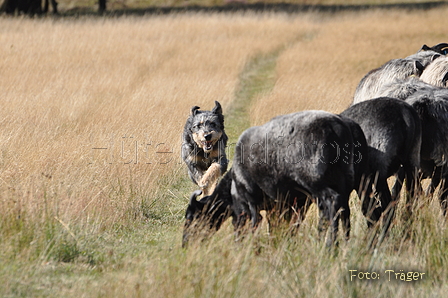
250, 8, 448, 124
1, 7, 448, 297
0, 13, 301, 227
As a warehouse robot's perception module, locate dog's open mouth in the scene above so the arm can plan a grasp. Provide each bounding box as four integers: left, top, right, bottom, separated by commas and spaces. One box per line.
202, 141, 214, 151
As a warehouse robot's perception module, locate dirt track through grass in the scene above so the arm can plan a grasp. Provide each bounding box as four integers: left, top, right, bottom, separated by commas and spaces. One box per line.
225, 31, 314, 148
167, 49, 282, 207
169, 37, 285, 219
226, 50, 280, 141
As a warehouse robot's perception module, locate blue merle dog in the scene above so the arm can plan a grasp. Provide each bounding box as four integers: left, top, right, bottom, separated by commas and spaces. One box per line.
182, 101, 228, 196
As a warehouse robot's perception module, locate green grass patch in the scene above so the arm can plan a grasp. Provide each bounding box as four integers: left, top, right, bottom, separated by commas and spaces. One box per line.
225, 49, 280, 145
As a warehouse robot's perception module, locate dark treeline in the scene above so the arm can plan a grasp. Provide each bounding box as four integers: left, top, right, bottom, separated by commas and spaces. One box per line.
1, 0, 447, 17
0, 0, 106, 15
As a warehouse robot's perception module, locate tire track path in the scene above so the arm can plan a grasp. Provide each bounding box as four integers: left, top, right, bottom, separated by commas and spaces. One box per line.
225, 48, 282, 147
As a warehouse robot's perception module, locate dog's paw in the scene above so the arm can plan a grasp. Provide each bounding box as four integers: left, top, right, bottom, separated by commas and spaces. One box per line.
198, 180, 209, 190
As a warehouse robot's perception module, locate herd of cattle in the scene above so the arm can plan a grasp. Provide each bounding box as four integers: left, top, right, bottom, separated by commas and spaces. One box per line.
181, 42, 448, 247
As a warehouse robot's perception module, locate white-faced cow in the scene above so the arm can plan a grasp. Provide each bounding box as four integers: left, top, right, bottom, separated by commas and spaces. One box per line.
420, 56, 448, 88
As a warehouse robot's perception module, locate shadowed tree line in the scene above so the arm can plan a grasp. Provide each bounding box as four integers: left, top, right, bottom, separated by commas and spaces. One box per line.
0, 0, 106, 15
0, 0, 447, 17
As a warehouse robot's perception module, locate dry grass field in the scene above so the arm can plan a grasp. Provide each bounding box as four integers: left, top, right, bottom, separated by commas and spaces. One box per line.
1, 6, 448, 297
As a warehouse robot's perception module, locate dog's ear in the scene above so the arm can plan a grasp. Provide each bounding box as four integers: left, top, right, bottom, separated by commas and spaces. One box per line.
191, 106, 200, 116
212, 101, 223, 115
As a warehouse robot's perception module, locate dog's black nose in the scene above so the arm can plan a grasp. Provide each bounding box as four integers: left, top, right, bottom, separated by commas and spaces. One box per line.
204, 133, 212, 141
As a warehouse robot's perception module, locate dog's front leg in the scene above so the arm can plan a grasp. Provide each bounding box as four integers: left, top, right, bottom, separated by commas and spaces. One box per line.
199, 163, 222, 196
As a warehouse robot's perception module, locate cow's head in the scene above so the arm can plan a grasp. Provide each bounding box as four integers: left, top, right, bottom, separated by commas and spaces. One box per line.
420, 43, 448, 55
182, 170, 233, 247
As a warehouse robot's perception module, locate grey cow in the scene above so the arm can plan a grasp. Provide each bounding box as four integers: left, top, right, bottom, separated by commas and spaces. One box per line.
352, 44, 445, 104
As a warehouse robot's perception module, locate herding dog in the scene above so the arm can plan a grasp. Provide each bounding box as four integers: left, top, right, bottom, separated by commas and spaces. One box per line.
181, 101, 228, 196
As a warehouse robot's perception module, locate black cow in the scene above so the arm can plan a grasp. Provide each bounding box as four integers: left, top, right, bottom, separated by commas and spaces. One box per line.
1, 0, 57, 15
183, 110, 368, 247
378, 78, 448, 214
341, 98, 422, 233
406, 88, 448, 213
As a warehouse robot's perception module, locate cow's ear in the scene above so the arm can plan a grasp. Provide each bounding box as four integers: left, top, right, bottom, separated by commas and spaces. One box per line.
191, 106, 200, 116
419, 44, 431, 52
431, 43, 448, 55
188, 190, 203, 210
212, 101, 222, 115
442, 72, 448, 87
432, 54, 441, 61
414, 61, 424, 76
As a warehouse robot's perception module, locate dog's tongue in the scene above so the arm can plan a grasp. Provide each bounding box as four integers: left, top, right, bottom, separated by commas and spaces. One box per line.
203, 141, 213, 151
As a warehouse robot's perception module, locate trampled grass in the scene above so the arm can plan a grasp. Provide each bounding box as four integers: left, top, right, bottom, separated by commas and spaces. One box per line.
1, 6, 448, 297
